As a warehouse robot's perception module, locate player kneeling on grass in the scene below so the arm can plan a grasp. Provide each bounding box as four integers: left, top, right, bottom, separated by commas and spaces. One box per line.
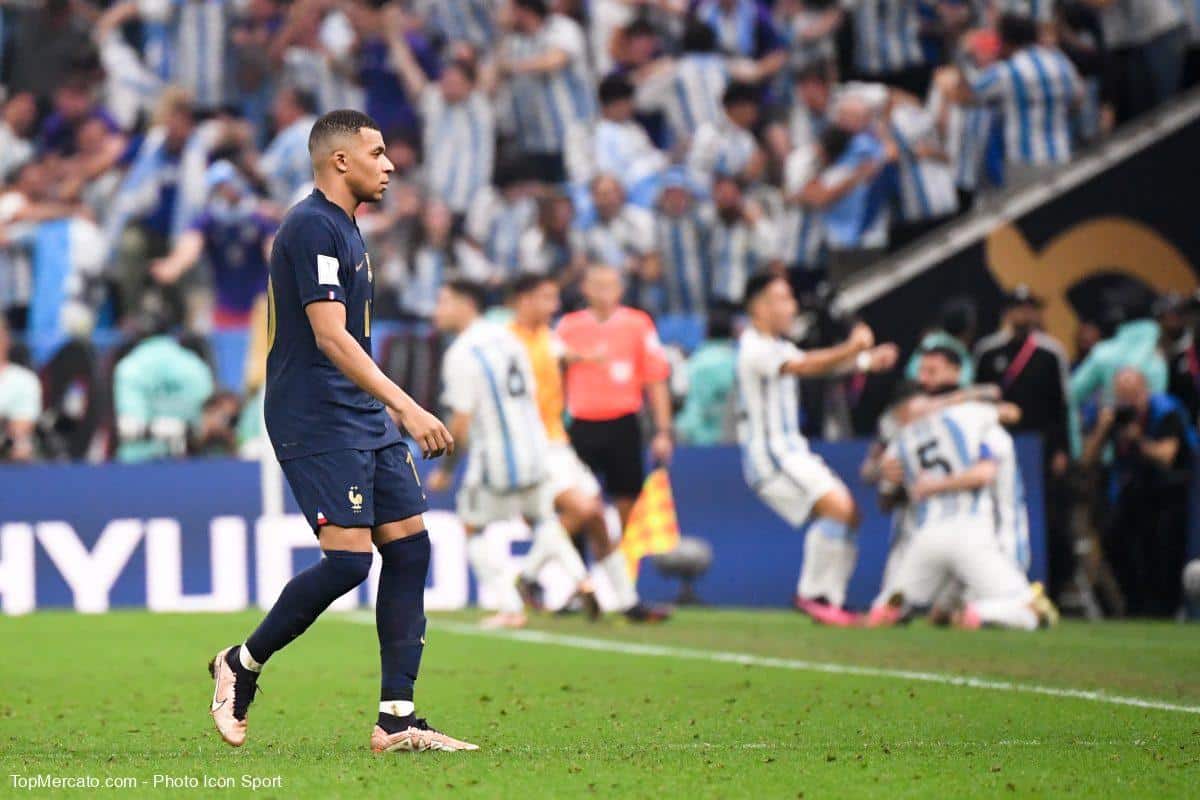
427, 279, 599, 629
736, 274, 898, 625
868, 391, 1057, 630
209, 110, 476, 754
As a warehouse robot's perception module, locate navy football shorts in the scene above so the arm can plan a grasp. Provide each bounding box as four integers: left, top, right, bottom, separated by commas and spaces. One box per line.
281, 441, 428, 533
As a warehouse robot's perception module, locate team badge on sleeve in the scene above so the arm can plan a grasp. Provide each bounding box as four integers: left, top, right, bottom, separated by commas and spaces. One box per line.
317, 254, 340, 286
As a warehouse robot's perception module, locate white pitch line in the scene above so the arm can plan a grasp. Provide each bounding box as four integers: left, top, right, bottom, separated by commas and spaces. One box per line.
340, 613, 1200, 716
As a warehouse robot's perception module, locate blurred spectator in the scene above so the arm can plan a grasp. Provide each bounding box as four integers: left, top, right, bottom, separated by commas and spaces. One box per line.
578, 175, 659, 300
254, 86, 319, 208
388, 20, 495, 217
0, 92, 36, 183
38, 74, 127, 161
633, 21, 732, 148
949, 14, 1083, 187
1070, 295, 1167, 414
676, 305, 737, 444
687, 81, 765, 185
1095, 0, 1188, 122
518, 190, 586, 285
847, 0, 929, 95
1154, 292, 1200, 423
498, 0, 595, 183
706, 175, 779, 306
113, 324, 215, 463
652, 169, 711, 315
1082, 368, 1196, 616
394, 200, 492, 320
695, 0, 786, 60
150, 161, 278, 330
464, 158, 540, 281
567, 74, 668, 209
0, 316, 41, 462
884, 97, 958, 249
975, 285, 1077, 598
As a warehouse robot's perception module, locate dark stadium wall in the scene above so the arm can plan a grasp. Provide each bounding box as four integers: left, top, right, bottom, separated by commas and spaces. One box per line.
852, 112, 1200, 429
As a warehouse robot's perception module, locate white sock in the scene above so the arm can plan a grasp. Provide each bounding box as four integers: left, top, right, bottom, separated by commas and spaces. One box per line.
239, 643, 262, 673
599, 550, 638, 611
380, 700, 415, 718
466, 534, 523, 614
972, 598, 1038, 631
541, 518, 589, 583
520, 523, 556, 581
798, 519, 856, 606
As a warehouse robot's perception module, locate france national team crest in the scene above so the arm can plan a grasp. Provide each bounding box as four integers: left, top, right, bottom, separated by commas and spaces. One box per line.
348, 486, 364, 514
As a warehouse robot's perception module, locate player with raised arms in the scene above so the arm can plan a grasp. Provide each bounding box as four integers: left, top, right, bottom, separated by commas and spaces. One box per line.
737, 274, 898, 624
208, 110, 477, 753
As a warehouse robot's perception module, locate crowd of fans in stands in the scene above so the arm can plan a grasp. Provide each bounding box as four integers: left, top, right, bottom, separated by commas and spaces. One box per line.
0, 0, 1198, 467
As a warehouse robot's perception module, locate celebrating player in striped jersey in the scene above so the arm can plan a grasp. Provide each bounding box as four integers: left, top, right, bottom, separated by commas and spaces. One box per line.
870, 393, 1056, 630
428, 280, 597, 629
737, 274, 898, 624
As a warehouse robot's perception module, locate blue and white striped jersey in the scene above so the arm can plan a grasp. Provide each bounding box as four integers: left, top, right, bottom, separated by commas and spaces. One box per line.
414, 0, 496, 48
779, 143, 825, 270
847, 0, 925, 76
654, 209, 712, 315
282, 47, 366, 115
687, 114, 760, 182
994, 0, 1057, 24
971, 45, 1082, 167
260, 116, 317, 210
171, 0, 229, 110
983, 423, 1031, 570
708, 208, 778, 305
565, 118, 669, 196
420, 88, 495, 214
465, 187, 537, 278
889, 104, 958, 222
579, 205, 657, 272
635, 54, 730, 147
735, 325, 809, 488
501, 14, 595, 154
442, 319, 550, 491
887, 402, 1001, 530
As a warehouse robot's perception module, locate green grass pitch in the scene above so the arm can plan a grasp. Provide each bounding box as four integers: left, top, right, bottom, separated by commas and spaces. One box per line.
3, 609, 1198, 798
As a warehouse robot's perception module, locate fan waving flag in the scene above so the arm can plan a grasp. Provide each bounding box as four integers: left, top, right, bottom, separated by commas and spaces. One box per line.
620, 468, 681, 577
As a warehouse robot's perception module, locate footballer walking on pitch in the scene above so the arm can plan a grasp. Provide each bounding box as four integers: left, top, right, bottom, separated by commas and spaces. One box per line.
208, 110, 477, 753
737, 275, 898, 624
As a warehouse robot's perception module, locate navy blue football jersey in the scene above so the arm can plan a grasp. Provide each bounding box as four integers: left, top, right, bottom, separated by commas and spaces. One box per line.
264, 189, 401, 460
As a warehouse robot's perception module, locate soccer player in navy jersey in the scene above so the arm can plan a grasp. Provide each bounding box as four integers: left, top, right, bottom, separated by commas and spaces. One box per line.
208, 109, 476, 753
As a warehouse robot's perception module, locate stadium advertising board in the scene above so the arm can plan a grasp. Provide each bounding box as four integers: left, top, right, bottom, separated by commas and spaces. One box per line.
0, 441, 1047, 615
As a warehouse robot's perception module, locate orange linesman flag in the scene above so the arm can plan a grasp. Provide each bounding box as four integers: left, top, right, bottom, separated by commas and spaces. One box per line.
620, 468, 681, 577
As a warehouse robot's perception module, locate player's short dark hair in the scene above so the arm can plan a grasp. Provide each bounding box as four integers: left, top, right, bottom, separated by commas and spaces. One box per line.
920, 345, 963, 367
444, 278, 489, 311
743, 273, 785, 309
598, 74, 635, 106
509, 272, 556, 298
307, 109, 382, 156
513, 0, 549, 18
723, 81, 759, 109
998, 13, 1038, 49
681, 19, 718, 53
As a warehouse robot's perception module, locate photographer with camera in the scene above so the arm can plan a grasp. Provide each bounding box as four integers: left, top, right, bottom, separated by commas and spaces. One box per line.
1082, 368, 1197, 617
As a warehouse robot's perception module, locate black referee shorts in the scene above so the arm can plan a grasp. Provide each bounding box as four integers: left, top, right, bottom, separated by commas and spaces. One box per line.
568, 414, 645, 500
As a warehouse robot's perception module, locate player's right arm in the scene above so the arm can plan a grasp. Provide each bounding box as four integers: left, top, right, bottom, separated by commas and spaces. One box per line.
779, 323, 897, 377
305, 302, 452, 458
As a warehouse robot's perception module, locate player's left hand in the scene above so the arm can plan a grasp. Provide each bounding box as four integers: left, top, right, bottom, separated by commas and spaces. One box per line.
650, 431, 674, 466
396, 403, 455, 459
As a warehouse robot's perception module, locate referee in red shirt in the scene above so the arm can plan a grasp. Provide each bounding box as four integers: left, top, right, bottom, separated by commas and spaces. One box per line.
557, 264, 673, 621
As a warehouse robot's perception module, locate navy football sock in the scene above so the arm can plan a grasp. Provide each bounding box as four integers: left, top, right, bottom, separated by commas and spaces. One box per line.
244, 549, 372, 664
376, 532, 430, 711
